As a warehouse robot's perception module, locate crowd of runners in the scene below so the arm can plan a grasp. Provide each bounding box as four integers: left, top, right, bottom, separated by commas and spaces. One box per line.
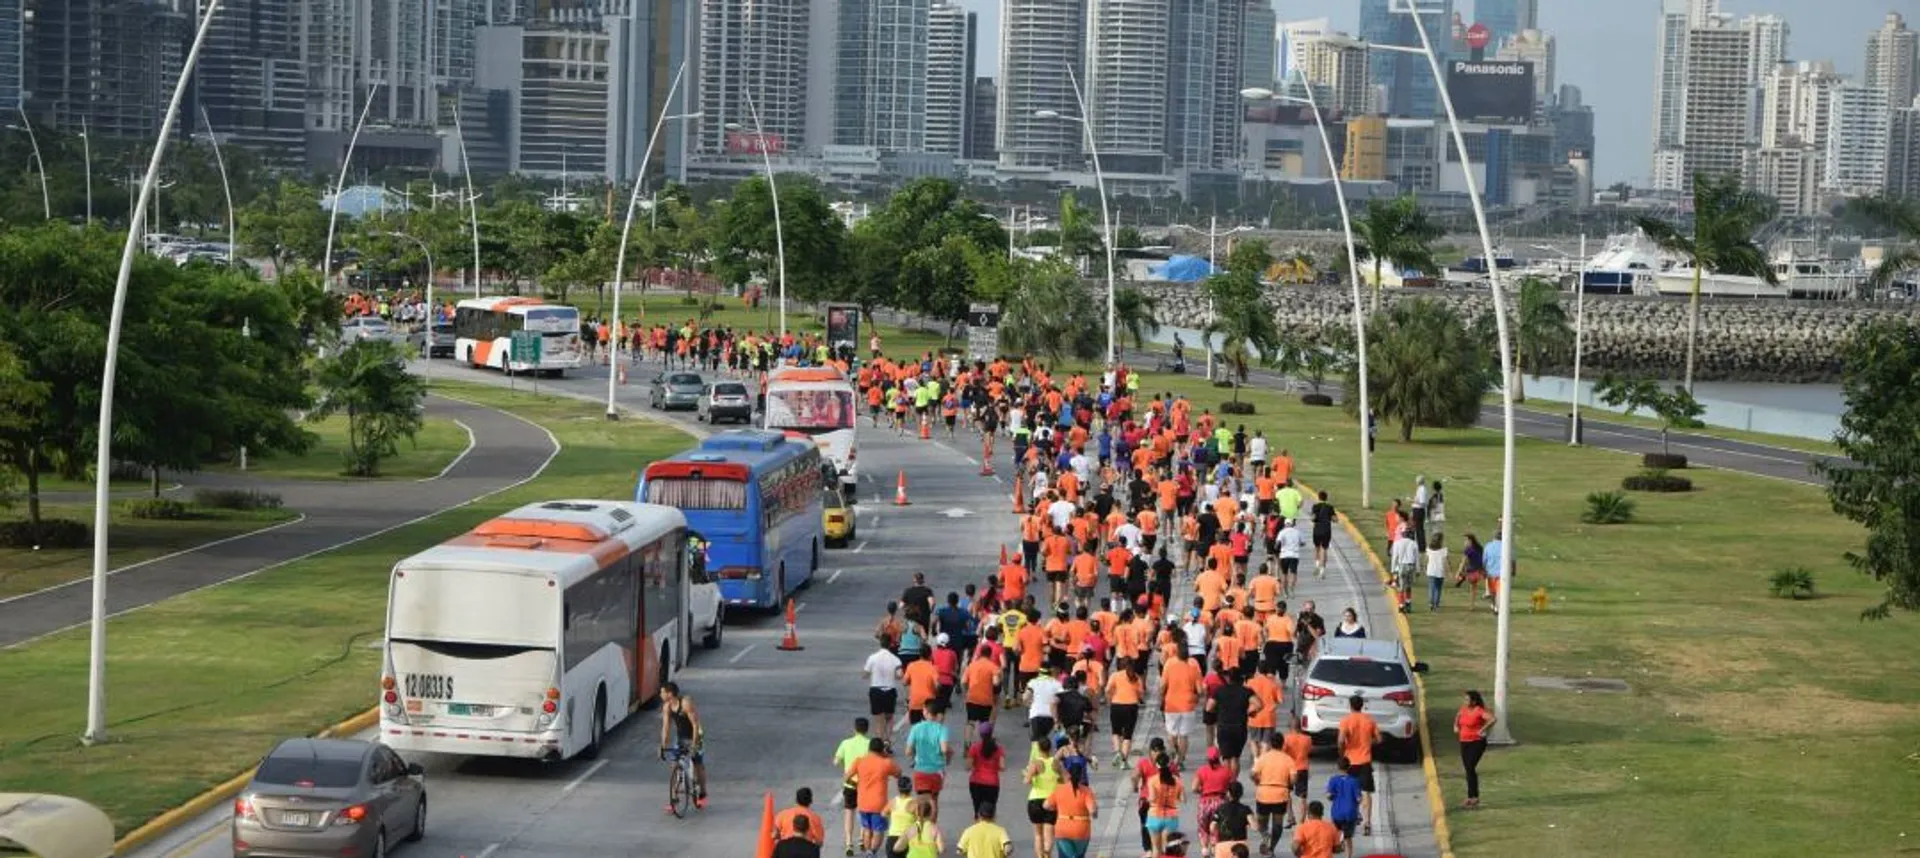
761, 351, 1494, 858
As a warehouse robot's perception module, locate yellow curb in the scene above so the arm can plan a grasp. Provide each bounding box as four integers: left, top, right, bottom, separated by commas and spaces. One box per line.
1304, 480, 1457, 858
113, 706, 379, 855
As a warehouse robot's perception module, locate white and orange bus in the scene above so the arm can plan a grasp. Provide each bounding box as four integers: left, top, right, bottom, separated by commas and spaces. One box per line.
378, 500, 722, 761
762, 366, 859, 497
451, 297, 584, 375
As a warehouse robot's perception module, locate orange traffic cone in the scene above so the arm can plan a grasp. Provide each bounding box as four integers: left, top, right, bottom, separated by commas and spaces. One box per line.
979, 437, 995, 475
1010, 475, 1024, 514
617, 364, 627, 385
776, 599, 804, 651
894, 470, 911, 506
754, 791, 776, 858
999, 544, 1009, 566
919, 417, 932, 440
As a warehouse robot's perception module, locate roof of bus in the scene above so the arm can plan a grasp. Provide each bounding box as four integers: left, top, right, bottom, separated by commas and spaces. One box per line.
643, 430, 817, 481
454, 297, 577, 314
392, 500, 685, 583
767, 367, 850, 385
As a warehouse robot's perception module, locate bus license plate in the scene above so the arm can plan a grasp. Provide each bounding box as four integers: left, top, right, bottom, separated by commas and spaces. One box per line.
446, 703, 473, 715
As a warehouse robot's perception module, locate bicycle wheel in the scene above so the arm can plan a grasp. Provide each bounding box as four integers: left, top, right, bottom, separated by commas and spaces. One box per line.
668, 762, 693, 818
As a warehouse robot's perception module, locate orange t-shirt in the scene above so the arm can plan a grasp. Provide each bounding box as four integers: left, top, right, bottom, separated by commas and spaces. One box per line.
1047, 784, 1097, 840
1106, 669, 1143, 705
1249, 575, 1280, 612
1106, 546, 1133, 580
1214, 497, 1240, 526
1250, 749, 1293, 805
1214, 634, 1243, 671
903, 659, 939, 710
965, 657, 1001, 706
1137, 509, 1159, 535
1195, 570, 1228, 612
1255, 477, 1277, 500
1016, 623, 1046, 672
774, 806, 827, 845
1283, 732, 1313, 773
1264, 613, 1294, 644
1000, 563, 1030, 604
1339, 712, 1380, 765
1160, 657, 1203, 713
1043, 535, 1072, 572
1072, 552, 1100, 588
1293, 819, 1340, 858
852, 753, 901, 813
1206, 544, 1235, 577
1248, 673, 1283, 729
1156, 479, 1178, 510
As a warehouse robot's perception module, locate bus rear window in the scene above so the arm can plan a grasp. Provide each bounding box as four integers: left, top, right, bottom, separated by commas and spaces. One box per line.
645, 478, 747, 510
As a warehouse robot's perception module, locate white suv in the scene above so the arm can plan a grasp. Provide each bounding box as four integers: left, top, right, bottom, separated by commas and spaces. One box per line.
1299, 637, 1429, 760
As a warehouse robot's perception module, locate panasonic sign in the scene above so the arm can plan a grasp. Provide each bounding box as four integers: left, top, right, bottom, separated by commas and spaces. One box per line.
1453, 61, 1528, 75
1446, 60, 1535, 123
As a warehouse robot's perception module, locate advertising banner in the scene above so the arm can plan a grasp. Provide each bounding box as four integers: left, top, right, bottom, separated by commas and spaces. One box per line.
1446, 60, 1535, 124
966, 304, 1001, 362
725, 130, 787, 155
825, 303, 860, 356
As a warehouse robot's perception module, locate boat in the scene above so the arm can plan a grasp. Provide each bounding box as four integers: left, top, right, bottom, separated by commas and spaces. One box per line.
1449, 249, 1518, 275
1580, 231, 1673, 295
1652, 251, 1861, 300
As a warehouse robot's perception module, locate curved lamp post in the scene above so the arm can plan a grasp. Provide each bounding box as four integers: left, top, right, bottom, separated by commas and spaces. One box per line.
728, 110, 788, 340
1035, 63, 1117, 365
322, 80, 384, 289
387, 230, 436, 379
444, 101, 484, 296
607, 61, 698, 419
85, 0, 225, 745
78, 118, 92, 224
197, 106, 236, 265
1242, 85, 1373, 509
9, 107, 48, 219
1170, 217, 1253, 383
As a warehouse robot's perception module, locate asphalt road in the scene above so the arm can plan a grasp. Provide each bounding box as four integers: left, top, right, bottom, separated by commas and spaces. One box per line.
0, 395, 559, 649
127, 353, 1443, 858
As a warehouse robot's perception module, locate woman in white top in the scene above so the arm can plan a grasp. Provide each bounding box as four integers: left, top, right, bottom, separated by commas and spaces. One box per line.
1332, 607, 1366, 638
1424, 534, 1450, 612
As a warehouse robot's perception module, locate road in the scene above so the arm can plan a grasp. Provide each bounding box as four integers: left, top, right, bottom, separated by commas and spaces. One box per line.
0, 396, 558, 649
128, 353, 1443, 858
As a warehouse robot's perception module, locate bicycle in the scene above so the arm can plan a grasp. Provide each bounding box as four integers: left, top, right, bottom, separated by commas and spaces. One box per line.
661, 744, 703, 818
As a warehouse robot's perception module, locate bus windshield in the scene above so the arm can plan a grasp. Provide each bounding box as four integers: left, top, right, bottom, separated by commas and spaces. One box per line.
764, 389, 856, 431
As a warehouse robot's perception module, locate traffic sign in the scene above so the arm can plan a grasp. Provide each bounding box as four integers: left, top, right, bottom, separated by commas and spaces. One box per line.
509, 330, 543, 365
966, 303, 1001, 361
1465, 22, 1491, 50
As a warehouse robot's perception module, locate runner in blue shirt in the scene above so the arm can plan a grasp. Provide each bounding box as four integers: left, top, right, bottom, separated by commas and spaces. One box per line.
905, 699, 952, 823
1326, 757, 1363, 851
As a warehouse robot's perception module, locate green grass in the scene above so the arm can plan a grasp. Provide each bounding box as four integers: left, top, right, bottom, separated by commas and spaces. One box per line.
1127, 371, 1920, 858
0, 381, 697, 836
0, 504, 298, 600
211, 415, 471, 481
1491, 394, 1841, 456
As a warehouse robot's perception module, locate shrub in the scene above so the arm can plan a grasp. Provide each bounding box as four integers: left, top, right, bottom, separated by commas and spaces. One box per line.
1581, 490, 1636, 524
193, 487, 285, 511
0, 518, 90, 549
1220, 400, 1257, 415
1768, 567, 1816, 599
125, 498, 195, 520
1299, 393, 1335, 407
1622, 468, 1693, 493
1212, 380, 1235, 389
108, 461, 150, 482
1642, 452, 1689, 470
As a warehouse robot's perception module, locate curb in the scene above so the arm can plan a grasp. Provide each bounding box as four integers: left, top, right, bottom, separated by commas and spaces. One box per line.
112, 707, 379, 855
1305, 481, 1457, 858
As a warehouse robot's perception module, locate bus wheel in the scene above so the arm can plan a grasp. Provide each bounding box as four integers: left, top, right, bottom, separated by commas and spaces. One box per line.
583, 689, 606, 759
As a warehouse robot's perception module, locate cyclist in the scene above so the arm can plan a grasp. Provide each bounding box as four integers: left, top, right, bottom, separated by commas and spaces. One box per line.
658, 681, 708, 810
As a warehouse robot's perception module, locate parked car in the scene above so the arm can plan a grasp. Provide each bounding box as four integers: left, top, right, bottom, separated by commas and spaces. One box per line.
697, 381, 754, 424
231, 737, 426, 858
341, 315, 393, 344
648, 372, 706, 411
410, 322, 456, 358
822, 485, 856, 547
1299, 636, 1429, 760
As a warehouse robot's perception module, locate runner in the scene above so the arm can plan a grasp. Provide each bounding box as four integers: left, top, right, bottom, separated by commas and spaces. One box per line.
1291, 801, 1343, 858
833, 719, 873, 856
1045, 763, 1099, 858
1144, 751, 1185, 857
1326, 759, 1363, 857
864, 635, 904, 737
905, 699, 951, 822
1310, 491, 1335, 578
1210, 780, 1255, 858
963, 643, 1001, 746
966, 723, 1006, 819
850, 739, 901, 856
955, 801, 1013, 858
1335, 695, 1381, 836
1159, 645, 1204, 761
1191, 748, 1234, 853
1023, 735, 1062, 858
1105, 655, 1144, 767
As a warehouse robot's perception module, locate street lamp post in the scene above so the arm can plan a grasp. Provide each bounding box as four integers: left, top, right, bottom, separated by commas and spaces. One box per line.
1389, 0, 1519, 743
322, 80, 384, 289
1036, 63, 1117, 365
198, 106, 236, 265
79, 118, 92, 224
1531, 238, 1590, 445
726, 104, 787, 339
608, 61, 698, 420
85, 0, 225, 746
1170, 216, 1253, 383
387, 231, 436, 379
10, 107, 48, 219
446, 101, 484, 296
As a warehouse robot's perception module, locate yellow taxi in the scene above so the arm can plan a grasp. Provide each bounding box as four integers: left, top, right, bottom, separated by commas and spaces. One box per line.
822, 487, 856, 547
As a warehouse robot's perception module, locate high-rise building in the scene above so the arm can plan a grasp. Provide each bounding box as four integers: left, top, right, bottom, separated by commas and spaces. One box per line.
1299, 33, 1370, 117
1742, 144, 1821, 217
1277, 17, 1329, 82
1650, 0, 1691, 154
1679, 16, 1751, 183
1342, 115, 1386, 179
1241, 0, 1276, 92
1865, 12, 1919, 110
1493, 28, 1554, 108
1166, 0, 1243, 171
997, 0, 1083, 169
1759, 60, 1843, 150
832, 0, 927, 152
26, 0, 188, 140
1738, 14, 1788, 145
192, 0, 307, 164
1085, 0, 1169, 173
695, 0, 810, 155
1549, 83, 1594, 170
1651, 147, 1686, 191
1474, 0, 1536, 48
924, 2, 973, 157
967, 76, 997, 160
1360, 0, 1451, 118
1823, 82, 1889, 200
0, 0, 21, 110
1888, 100, 1920, 197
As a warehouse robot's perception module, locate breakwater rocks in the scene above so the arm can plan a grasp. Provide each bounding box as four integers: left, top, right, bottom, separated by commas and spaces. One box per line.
1133, 283, 1920, 383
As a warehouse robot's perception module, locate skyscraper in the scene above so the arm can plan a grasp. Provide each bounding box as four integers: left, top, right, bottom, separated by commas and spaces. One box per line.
1680, 15, 1751, 183
1086, 0, 1170, 173
1473, 0, 1536, 47
695, 0, 810, 155
196, 0, 307, 162
833, 0, 929, 152
1359, 0, 1450, 118
1823, 82, 1889, 199
1166, 0, 1242, 170
1759, 60, 1843, 150
1299, 33, 1370, 117
924, 2, 973, 157
1739, 13, 1788, 145
967, 77, 997, 160
1277, 17, 1329, 82
1493, 28, 1554, 108
1865, 12, 1918, 110
0, 0, 21, 110
26, 0, 188, 140
1888, 100, 1920, 198
1240, 0, 1276, 92
997, 0, 1083, 169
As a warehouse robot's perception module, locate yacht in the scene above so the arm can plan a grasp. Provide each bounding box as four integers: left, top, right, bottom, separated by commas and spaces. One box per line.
1652, 251, 1861, 300
1580, 231, 1672, 295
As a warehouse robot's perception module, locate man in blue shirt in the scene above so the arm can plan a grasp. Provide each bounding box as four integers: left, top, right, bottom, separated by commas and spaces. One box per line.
1326, 757, 1363, 854
905, 698, 952, 823
1483, 526, 1506, 614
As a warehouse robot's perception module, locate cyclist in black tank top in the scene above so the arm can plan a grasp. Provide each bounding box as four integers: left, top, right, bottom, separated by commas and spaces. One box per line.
659, 682, 708, 807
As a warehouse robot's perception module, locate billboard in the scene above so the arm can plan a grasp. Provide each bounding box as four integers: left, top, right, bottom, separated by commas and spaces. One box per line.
824, 303, 860, 356
725, 130, 787, 155
1446, 60, 1535, 124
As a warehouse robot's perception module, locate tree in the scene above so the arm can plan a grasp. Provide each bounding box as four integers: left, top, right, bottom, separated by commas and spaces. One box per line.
1111, 287, 1163, 352
1351, 195, 1443, 311
1057, 193, 1104, 268
1201, 268, 1282, 401
1847, 195, 1920, 292
999, 258, 1103, 365
1226, 238, 1273, 279
711, 175, 848, 307
1510, 276, 1574, 401
1593, 375, 1705, 457
1115, 225, 1144, 250
1816, 319, 1920, 618
239, 179, 330, 273
309, 339, 427, 477
1635, 172, 1777, 391
1351, 298, 1491, 441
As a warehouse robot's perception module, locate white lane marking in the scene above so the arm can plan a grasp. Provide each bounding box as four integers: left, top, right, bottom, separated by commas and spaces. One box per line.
563, 758, 609, 793
854, 540, 869, 553
830, 791, 845, 808
417, 417, 479, 481
796, 601, 808, 612
830, 568, 846, 584
730, 644, 757, 664
476, 843, 502, 858
0, 513, 310, 607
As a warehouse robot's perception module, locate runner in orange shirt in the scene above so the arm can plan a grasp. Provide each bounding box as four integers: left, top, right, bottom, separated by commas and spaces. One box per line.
1336, 696, 1382, 835
1104, 656, 1144, 765
1070, 545, 1100, 610
962, 648, 1000, 745
1292, 802, 1343, 858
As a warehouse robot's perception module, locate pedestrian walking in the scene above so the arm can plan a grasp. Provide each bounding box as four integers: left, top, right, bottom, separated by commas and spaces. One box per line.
1455, 690, 1496, 808
1425, 534, 1449, 612
863, 637, 904, 738
966, 723, 1006, 819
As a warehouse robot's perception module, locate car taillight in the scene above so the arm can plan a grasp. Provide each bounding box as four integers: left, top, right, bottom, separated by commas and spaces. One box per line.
1302, 683, 1333, 701
234, 797, 257, 820
1386, 690, 1415, 707
542, 700, 558, 714
332, 804, 368, 826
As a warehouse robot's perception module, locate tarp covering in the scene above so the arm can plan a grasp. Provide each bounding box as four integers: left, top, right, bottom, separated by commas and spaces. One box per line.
1149, 255, 1216, 282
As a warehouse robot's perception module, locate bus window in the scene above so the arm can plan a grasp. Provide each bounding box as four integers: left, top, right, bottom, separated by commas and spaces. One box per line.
644, 478, 747, 509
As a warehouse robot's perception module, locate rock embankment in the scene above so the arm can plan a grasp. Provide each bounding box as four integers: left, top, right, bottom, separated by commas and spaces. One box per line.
1135, 283, 1920, 382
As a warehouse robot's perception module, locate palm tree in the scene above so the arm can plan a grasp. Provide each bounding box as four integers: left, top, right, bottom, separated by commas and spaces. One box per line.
1634, 172, 1777, 392
1849, 194, 1920, 292
1510, 276, 1574, 401
1202, 271, 1283, 402
1356, 299, 1491, 441
1000, 258, 1102, 366
1111, 287, 1162, 351
1351, 195, 1443, 311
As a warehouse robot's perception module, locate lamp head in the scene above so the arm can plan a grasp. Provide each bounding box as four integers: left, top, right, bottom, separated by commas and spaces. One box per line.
1239, 87, 1277, 101
1034, 109, 1062, 119
723, 122, 744, 131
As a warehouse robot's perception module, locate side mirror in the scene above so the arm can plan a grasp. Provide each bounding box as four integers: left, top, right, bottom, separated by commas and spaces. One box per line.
1411, 661, 1430, 674
406, 762, 425, 776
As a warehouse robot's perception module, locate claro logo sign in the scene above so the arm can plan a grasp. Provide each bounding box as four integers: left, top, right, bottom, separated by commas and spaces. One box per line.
1453, 61, 1528, 75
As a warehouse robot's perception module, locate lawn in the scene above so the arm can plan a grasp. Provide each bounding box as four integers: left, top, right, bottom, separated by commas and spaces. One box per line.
1128, 371, 1920, 858
211, 414, 471, 481
0, 381, 697, 836
0, 504, 297, 601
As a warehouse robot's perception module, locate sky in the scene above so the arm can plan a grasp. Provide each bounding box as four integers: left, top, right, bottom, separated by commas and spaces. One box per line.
953, 0, 1896, 185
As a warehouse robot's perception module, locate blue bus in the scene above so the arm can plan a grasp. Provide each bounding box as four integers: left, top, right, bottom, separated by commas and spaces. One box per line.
638, 430, 825, 610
